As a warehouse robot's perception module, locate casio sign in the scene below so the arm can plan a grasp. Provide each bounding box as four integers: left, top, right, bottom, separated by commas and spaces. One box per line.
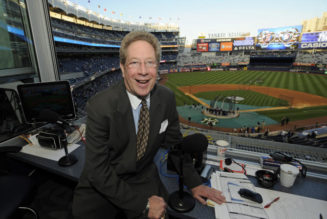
300, 42, 327, 49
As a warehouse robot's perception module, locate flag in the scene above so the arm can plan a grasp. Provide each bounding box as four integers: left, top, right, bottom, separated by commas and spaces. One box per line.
112, 11, 115, 14
139, 16, 142, 19
104, 8, 107, 12
98, 5, 100, 8
88, 0, 90, 3
120, 13, 123, 17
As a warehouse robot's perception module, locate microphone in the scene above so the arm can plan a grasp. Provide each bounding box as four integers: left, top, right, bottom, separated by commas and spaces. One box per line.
38, 109, 77, 167
180, 133, 208, 153
167, 133, 208, 172
168, 133, 208, 213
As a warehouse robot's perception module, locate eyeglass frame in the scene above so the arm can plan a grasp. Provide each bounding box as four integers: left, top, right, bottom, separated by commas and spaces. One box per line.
125, 59, 158, 70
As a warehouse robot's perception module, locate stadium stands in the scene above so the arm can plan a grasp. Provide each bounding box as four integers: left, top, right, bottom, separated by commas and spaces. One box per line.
47, 1, 327, 156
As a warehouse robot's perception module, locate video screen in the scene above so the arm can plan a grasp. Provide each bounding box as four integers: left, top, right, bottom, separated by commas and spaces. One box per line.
17, 81, 76, 123
197, 43, 208, 52
256, 25, 302, 50
220, 42, 233, 51
209, 42, 220, 52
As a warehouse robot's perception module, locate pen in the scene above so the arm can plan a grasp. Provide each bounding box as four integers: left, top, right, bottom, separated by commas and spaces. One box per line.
264, 197, 280, 208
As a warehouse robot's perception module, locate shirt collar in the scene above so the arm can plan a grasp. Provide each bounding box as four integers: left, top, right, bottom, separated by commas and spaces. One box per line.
126, 91, 150, 110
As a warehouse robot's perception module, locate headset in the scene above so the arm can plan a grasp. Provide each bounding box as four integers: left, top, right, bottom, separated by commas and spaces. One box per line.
224, 157, 247, 175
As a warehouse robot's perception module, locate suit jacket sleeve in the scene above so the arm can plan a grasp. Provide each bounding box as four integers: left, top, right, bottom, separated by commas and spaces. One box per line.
162, 89, 203, 189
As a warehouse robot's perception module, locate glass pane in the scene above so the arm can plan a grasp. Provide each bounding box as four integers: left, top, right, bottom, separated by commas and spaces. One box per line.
0, 0, 39, 144
0, 0, 32, 70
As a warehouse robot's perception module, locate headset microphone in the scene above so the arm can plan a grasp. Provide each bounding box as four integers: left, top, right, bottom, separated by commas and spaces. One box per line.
224, 157, 247, 175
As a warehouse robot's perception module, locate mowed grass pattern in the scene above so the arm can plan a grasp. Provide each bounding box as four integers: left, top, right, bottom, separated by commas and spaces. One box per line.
195, 90, 289, 107
167, 71, 327, 98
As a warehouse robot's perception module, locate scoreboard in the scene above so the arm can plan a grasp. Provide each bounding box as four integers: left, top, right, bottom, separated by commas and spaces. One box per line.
196, 37, 255, 52
256, 25, 302, 50
195, 25, 327, 52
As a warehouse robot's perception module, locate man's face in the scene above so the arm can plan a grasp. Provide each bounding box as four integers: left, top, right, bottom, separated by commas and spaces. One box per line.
121, 40, 158, 97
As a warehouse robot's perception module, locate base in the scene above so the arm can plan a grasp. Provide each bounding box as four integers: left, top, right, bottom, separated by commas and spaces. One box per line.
58, 154, 78, 167
168, 191, 195, 213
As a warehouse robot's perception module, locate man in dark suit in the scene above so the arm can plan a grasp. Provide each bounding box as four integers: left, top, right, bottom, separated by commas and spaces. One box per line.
72, 31, 225, 219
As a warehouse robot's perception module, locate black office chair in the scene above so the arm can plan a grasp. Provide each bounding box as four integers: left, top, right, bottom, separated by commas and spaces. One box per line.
0, 148, 38, 219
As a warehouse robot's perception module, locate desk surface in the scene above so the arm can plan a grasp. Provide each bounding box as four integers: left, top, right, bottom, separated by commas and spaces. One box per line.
9, 143, 84, 182
7, 143, 327, 219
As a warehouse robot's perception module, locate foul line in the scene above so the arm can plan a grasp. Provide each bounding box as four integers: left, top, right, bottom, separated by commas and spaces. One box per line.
185, 93, 210, 108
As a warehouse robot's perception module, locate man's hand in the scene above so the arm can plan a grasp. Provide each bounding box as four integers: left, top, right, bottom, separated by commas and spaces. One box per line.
147, 195, 167, 219
191, 185, 226, 205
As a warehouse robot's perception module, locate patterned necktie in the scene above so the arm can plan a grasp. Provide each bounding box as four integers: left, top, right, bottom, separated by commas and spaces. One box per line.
136, 98, 150, 160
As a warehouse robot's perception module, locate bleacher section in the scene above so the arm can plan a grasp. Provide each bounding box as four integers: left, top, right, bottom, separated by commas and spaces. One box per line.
48, 4, 180, 116
47, 0, 327, 159
72, 70, 122, 117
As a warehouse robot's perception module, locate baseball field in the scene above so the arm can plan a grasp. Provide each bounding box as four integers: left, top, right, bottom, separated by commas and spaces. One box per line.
162, 70, 327, 130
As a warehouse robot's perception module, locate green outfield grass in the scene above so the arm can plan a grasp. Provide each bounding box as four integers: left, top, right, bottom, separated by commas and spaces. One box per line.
167, 71, 327, 98
258, 105, 327, 123
165, 70, 327, 123
164, 80, 197, 106
195, 90, 289, 107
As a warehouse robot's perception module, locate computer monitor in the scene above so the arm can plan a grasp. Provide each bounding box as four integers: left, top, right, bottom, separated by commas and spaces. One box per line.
17, 81, 76, 124
0, 88, 33, 144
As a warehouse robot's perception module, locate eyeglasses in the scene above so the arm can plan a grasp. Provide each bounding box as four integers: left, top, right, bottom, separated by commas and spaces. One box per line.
126, 59, 157, 70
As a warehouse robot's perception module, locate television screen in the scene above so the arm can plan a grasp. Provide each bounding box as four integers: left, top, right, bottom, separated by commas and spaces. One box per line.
208, 42, 220, 52
17, 81, 76, 123
0, 88, 34, 143
256, 25, 302, 50
197, 43, 208, 52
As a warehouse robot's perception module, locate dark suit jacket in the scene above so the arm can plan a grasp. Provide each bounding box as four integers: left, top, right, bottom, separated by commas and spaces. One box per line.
72, 81, 202, 219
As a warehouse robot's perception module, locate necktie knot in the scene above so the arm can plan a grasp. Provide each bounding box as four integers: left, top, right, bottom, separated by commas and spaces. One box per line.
141, 98, 147, 108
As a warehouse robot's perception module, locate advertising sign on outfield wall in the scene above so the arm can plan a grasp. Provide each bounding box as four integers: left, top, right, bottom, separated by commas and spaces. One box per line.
233, 37, 255, 51
300, 31, 327, 49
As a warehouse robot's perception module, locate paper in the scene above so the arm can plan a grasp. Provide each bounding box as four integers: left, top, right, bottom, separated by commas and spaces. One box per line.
20, 135, 80, 161
256, 187, 327, 219
211, 171, 269, 219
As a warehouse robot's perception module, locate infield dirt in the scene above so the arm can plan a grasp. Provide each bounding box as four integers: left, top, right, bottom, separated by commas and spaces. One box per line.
178, 84, 327, 108
159, 77, 327, 132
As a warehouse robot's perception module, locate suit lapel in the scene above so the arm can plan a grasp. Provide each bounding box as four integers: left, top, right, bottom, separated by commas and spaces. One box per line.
148, 86, 163, 149
114, 82, 137, 163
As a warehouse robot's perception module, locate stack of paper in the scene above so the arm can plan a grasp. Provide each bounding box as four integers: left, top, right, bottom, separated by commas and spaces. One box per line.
211, 171, 269, 219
